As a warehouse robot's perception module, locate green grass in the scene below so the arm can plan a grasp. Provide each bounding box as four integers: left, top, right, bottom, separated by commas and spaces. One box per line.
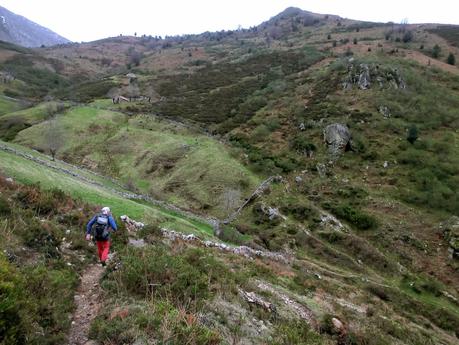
0, 101, 70, 140
0, 95, 23, 115
0, 149, 214, 237
13, 105, 261, 218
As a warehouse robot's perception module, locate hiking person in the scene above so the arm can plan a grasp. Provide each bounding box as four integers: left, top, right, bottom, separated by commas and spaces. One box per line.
85, 206, 117, 266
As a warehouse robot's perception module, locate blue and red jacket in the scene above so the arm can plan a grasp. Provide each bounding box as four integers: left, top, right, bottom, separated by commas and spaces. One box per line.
86, 214, 118, 236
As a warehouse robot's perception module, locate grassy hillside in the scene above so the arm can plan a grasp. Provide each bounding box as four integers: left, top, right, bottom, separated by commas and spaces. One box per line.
0, 141, 214, 237
1, 6, 459, 345
13, 105, 260, 218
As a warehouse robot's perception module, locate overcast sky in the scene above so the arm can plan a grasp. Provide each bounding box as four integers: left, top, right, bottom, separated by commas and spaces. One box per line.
2, 0, 458, 42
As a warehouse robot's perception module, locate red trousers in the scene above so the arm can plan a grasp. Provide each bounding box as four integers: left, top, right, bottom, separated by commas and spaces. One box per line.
96, 240, 110, 262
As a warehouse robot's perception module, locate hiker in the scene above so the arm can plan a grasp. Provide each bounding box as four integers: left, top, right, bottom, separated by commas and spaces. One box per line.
85, 206, 117, 266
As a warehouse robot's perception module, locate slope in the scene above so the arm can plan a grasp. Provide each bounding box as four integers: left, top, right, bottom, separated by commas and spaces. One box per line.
12, 104, 261, 219
0, 140, 214, 237
0, 5, 69, 47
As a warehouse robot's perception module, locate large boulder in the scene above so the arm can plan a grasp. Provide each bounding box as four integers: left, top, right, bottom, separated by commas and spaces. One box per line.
323, 123, 351, 156
440, 216, 459, 259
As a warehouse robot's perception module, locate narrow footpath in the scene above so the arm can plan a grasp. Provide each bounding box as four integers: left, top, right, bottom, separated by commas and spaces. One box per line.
68, 264, 104, 345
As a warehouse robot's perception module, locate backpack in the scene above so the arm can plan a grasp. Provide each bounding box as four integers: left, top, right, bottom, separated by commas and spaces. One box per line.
94, 214, 110, 241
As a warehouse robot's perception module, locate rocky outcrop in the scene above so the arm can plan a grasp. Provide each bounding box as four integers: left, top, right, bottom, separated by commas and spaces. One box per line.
223, 176, 282, 225
323, 123, 351, 157
440, 216, 459, 259
343, 60, 406, 90
160, 228, 291, 264
238, 289, 277, 313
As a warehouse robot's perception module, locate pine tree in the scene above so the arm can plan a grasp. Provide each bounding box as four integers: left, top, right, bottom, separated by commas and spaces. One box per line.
432, 44, 441, 58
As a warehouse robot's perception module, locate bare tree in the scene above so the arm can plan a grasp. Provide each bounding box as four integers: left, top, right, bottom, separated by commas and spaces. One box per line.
44, 116, 64, 161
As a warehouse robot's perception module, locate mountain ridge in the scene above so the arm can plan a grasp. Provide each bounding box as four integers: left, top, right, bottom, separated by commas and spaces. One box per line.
0, 5, 70, 47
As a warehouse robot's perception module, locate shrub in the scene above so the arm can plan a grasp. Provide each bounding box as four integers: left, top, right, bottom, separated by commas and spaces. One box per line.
330, 203, 377, 230
21, 221, 61, 258
432, 44, 441, 58
280, 199, 318, 222
0, 256, 78, 344
270, 319, 324, 344
291, 136, 316, 155
90, 301, 221, 345
0, 255, 26, 344
0, 195, 11, 215
447, 52, 456, 65
14, 186, 60, 215
406, 124, 418, 144
402, 30, 414, 43
110, 246, 240, 304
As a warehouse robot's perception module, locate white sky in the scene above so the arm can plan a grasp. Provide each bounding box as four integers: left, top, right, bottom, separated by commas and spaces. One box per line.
1, 0, 458, 42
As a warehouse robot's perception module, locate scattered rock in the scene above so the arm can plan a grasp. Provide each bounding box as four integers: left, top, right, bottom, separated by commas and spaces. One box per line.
378, 105, 391, 118
358, 64, 371, 89
120, 215, 145, 232
128, 238, 146, 248
320, 212, 345, 232
332, 317, 345, 334
159, 227, 290, 263
257, 281, 316, 327
439, 216, 459, 259
238, 289, 277, 313
316, 163, 327, 178
255, 203, 286, 222
343, 61, 406, 90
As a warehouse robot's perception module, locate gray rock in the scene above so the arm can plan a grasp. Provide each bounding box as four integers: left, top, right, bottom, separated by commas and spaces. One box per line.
378, 105, 391, 118
439, 216, 459, 259
332, 317, 345, 333
343, 61, 406, 90
128, 238, 146, 248
323, 123, 351, 157
316, 163, 327, 178
358, 64, 371, 89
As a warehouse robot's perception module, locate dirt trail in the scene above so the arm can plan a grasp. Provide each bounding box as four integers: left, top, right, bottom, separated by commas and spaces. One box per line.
68, 264, 104, 345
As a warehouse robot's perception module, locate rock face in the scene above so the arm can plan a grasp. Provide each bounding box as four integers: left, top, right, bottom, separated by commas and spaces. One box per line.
343, 61, 406, 90
440, 216, 459, 259
323, 123, 351, 156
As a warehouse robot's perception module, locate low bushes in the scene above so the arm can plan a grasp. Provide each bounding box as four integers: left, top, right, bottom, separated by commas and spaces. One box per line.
90, 300, 221, 345
107, 246, 242, 304
327, 203, 377, 230
0, 256, 78, 344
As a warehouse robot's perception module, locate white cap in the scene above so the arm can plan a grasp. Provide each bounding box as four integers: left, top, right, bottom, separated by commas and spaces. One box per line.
101, 206, 110, 214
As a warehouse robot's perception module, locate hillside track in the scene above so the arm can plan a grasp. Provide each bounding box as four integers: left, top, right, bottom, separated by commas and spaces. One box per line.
68, 264, 104, 345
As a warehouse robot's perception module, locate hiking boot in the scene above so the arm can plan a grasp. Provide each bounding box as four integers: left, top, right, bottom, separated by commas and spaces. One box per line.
101, 261, 106, 267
